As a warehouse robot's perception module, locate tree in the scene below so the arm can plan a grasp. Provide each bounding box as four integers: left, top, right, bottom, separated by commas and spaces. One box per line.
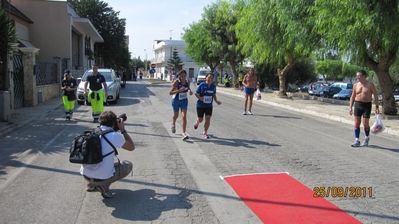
167, 48, 184, 72
68, 0, 129, 69
236, 0, 320, 96
0, 7, 16, 91
183, 19, 220, 72
203, 0, 246, 87
312, 0, 398, 115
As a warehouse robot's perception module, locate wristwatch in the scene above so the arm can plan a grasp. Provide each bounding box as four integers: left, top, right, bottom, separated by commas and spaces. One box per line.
121, 130, 127, 134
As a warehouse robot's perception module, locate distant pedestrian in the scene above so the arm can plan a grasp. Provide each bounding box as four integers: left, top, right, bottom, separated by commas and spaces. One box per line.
83, 64, 108, 123
61, 70, 77, 121
242, 68, 257, 115
349, 70, 380, 147
193, 72, 222, 139
139, 71, 143, 82
169, 70, 193, 140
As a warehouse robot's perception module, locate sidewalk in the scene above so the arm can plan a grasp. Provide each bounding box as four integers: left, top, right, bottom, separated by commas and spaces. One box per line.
215, 85, 399, 137
0, 83, 398, 137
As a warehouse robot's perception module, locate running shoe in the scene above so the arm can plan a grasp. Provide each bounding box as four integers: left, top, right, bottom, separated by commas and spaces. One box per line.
362, 137, 369, 146
171, 124, 176, 133
243, 110, 247, 115
193, 122, 199, 130
203, 132, 210, 139
248, 110, 253, 115
182, 133, 189, 140
351, 140, 361, 147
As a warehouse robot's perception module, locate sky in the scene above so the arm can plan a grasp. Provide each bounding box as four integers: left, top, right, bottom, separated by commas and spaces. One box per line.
109, 0, 217, 60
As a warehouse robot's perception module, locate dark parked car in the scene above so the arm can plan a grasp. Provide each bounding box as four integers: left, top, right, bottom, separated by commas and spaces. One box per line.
297, 85, 309, 92
333, 89, 352, 100
320, 86, 342, 98
312, 85, 329, 96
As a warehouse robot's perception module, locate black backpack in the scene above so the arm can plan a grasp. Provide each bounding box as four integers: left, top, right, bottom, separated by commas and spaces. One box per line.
69, 127, 118, 164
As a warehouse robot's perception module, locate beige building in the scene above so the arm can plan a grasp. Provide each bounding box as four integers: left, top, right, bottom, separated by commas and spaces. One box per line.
0, 0, 103, 121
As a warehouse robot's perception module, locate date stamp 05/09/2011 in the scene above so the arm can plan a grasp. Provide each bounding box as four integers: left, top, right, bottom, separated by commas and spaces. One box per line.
313, 186, 373, 198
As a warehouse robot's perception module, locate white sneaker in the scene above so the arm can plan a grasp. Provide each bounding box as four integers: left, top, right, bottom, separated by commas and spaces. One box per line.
243, 110, 247, 115
362, 138, 369, 146
247, 110, 253, 115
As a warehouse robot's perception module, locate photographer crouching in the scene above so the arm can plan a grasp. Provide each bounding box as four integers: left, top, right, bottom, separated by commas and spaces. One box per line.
80, 111, 135, 198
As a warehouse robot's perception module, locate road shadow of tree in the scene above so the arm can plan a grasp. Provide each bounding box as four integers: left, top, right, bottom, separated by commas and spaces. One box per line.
103, 189, 192, 221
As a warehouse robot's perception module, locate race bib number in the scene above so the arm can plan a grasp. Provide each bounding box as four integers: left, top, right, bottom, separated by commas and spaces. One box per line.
203, 96, 212, 104
179, 92, 187, 100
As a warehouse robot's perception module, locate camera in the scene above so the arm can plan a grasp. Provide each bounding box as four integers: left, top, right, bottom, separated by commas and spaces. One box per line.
113, 113, 127, 131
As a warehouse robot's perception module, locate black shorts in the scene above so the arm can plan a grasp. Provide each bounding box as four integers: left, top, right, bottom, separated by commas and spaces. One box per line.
196, 107, 213, 118
354, 101, 372, 118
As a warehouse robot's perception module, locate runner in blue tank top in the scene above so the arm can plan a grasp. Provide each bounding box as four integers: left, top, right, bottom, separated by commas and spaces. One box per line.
193, 72, 222, 139
169, 70, 193, 140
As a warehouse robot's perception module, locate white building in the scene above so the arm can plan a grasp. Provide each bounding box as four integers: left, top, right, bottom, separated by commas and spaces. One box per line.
151, 40, 199, 81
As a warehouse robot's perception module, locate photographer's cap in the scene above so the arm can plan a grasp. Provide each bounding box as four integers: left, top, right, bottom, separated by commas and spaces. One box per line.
64, 69, 71, 75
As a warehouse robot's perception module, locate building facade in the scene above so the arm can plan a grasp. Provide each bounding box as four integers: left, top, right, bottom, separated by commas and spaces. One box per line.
151, 40, 198, 81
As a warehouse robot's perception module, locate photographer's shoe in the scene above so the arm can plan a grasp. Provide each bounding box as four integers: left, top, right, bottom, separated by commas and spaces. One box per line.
96, 185, 113, 198
86, 183, 96, 192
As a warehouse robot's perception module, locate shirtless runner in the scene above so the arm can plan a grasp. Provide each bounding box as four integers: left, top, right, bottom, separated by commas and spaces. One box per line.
242, 68, 257, 115
349, 70, 380, 147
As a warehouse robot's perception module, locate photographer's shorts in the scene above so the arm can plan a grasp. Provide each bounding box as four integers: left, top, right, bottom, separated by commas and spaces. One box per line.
84, 160, 133, 186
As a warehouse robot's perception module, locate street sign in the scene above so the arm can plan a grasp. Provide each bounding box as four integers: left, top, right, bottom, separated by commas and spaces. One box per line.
133, 64, 137, 68
151, 64, 156, 68
150, 68, 156, 74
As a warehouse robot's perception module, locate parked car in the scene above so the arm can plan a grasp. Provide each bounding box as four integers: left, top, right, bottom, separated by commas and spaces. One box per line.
333, 89, 352, 100
330, 82, 353, 90
320, 86, 342, 98
196, 67, 211, 85
297, 85, 309, 92
311, 85, 328, 96
77, 68, 121, 105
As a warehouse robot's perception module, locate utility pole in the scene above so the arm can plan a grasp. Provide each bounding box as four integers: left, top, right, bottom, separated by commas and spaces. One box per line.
1, 0, 10, 91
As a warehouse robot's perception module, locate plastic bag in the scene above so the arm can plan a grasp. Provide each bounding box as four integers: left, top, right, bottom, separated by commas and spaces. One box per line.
370, 114, 385, 135
256, 89, 261, 100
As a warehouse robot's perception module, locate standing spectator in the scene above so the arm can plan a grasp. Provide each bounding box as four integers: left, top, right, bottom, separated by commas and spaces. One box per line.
193, 72, 222, 139
61, 70, 77, 121
239, 71, 244, 90
83, 64, 108, 123
169, 70, 193, 140
242, 68, 257, 115
349, 70, 380, 147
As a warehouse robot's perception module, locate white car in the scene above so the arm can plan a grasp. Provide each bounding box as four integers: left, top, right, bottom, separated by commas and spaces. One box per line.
196, 67, 211, 85
77, 68, 121, 105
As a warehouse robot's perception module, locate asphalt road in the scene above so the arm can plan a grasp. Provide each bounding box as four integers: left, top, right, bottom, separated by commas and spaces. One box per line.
0, 81, 398, 224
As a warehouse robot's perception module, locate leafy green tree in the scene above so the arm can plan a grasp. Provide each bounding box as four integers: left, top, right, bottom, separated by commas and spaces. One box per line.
183, 19, 220, 72
236, 0, 320, 96
312, 0, 398, 114
68, 0, 129, 69
167, 48, 184, 72
0, 7, 16, 91
204, 0, 246, 87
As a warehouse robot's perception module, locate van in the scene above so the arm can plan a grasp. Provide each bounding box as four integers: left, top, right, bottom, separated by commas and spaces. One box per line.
330, 82, 353, 90
196, 67, 211, 85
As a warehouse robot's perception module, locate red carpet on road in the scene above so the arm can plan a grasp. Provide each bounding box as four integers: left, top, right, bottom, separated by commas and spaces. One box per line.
223, 172, 361, 224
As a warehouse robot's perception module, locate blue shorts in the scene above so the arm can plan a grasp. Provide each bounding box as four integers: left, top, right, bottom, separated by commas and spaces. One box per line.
244, 87, 256, 95
171, 99, 188, 112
